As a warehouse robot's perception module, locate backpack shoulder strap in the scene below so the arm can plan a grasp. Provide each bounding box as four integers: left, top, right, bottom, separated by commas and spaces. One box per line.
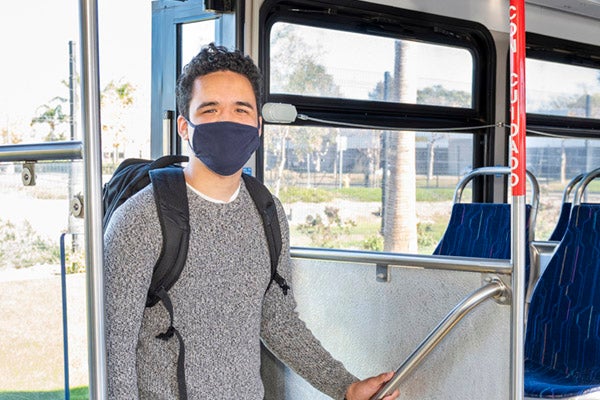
241, 173, 289, 295
147, 167, 190, 307
149, 154, 189, 169
102, 155, 189, 231
147, 166, 190, 400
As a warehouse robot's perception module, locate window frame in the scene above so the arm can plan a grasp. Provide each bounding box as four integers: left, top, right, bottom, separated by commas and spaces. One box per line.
150, 0, 241, 158
258, 0, 497, 194
525, 33, 600, 138
259, 0, 496, 129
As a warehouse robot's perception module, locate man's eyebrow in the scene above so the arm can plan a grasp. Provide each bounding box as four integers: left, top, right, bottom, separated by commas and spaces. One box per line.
235, 101, 255, 110
195, 101, 255, 110
196, 101, 218, 110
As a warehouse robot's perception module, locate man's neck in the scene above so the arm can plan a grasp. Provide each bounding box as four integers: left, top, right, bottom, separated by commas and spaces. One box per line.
183, 157, 241, 202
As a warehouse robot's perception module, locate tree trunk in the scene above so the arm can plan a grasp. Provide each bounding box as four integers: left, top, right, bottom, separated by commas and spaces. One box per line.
560, 140, 566, 185
383, 40, 418, 253
427, 142, 435, 186
275, 127, 289, 197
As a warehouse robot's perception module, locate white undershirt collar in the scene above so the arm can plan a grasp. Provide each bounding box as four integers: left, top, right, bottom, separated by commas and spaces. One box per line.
186, 182, 241, 204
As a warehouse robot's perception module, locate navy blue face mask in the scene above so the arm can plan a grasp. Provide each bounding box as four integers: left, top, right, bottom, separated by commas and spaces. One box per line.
187, 120, 260, 176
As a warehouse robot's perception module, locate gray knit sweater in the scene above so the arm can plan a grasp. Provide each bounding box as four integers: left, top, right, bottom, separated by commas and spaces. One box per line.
104, 179, 357, 399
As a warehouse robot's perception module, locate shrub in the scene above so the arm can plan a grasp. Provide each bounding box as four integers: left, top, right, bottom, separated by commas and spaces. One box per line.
0, 219, 60, 268
362, 234, 384, 251
297, 207, 356, 248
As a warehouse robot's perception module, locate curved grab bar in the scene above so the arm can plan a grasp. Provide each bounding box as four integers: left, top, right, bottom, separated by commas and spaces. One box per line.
561, 173, 585, 204
371, 279, 509, 400
452, 166, 539, 243
453, 166, 510, 203
453, 166, 537, 204
574, 167, 600, 205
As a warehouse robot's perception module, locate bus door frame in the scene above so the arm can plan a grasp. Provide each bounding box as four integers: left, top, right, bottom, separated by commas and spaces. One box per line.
150, 0, 241, 158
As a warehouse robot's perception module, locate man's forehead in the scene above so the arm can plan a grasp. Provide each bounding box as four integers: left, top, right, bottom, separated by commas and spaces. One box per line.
192, 72, 255, 97
194, 71, 252, 87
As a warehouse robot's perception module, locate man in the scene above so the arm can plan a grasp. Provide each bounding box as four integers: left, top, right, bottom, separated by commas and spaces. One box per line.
104, 43, 399, 400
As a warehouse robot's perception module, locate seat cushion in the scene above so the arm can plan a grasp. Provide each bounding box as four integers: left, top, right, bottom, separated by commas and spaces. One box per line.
433, 203, 531, 278
525, 204, 600, 398
525, 360, 600, 398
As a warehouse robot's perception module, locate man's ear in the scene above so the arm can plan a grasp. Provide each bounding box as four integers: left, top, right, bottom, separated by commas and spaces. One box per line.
177, 115, 190, 141
258, 116, 263, 137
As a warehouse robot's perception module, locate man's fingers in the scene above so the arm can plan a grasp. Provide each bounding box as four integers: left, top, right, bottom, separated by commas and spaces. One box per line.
373, 372, 397, 398
376, 371, 395, 385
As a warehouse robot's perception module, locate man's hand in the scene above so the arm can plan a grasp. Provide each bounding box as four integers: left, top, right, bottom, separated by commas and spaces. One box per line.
345, 371, 399, 400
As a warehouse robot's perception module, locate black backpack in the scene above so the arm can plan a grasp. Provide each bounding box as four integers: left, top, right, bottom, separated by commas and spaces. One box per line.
102, 154, 289, 399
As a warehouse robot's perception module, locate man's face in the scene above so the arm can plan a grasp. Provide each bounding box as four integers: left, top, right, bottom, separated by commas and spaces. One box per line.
188, 70, 259, 128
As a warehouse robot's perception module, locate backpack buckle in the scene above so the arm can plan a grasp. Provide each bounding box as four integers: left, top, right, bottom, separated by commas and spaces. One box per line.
156, 325, 176, 341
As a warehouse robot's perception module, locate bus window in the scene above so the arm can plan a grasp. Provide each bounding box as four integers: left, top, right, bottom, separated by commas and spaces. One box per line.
262, 3, 491, 254
0, 1, 150, 396
263, 124, 473, 253
527, 136, 600, 239
525, 35, 600, 239
527, 58, 600, 119
269, 22, 474, 108
180, 19, 216, 67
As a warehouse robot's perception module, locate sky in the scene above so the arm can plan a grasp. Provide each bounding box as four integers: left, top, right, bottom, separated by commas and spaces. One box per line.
1, 1, 598, 145
270, 20, 599, 114
0, 0, 151, 150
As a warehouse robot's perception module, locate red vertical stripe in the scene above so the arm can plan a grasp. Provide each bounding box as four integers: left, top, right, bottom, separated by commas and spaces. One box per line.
509, 0, 527, 196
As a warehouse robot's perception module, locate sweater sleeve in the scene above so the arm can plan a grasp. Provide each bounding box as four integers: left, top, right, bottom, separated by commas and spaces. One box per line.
260, 198, 358, 400
103, 188, 162, 400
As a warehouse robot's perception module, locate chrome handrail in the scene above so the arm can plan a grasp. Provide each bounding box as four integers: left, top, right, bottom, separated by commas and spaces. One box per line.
372, 279, 509, 400
574, 167, 600, 205
562, 173, 585, 204
291, 247, 512, 275
0, 141, 83, 162
452, 166, 539, 243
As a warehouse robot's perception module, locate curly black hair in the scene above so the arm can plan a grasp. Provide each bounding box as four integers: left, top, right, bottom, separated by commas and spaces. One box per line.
176, 43, 263, 120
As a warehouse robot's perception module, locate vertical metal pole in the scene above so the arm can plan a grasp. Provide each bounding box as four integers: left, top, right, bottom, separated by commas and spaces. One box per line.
69, 41, 77, 143
509, 2, 527, 400
78, 0, 107, 399
68, 41, 80, 252
60, 233, 71, 400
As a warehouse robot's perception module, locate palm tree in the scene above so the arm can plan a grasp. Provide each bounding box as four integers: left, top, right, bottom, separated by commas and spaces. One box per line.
383, 40, 418, 253
101, 80, 135, 163
30, 96, 70, 141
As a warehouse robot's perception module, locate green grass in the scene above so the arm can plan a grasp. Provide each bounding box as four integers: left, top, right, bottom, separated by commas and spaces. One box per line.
291, 213, 453, 253
416, 187, 457, 202
279, 185, 456, 203
326, 187, 382, 202
278, 186, 334, 203
0, 387, 88, 400
283, 185, 455, 251
417, 214, 452, 254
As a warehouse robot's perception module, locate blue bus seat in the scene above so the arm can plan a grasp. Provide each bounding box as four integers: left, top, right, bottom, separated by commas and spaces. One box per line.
433, 203, 532, 280
524, 203, 600, 398
548, 174, 584, 241
433, 166, 538, 287
547, 202, 572, 241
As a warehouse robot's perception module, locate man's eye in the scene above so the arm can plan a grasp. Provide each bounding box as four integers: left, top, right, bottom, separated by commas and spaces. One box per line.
236, 108, 249, 113
202, 109, 217, 114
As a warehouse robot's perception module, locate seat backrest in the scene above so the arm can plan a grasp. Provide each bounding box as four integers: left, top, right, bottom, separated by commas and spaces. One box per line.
433, 166, 537, 282
547, 202, 572, 241
547, 173, 584, 241
451, 166, 539, 243
433, 203, 532, 274
525, 203, 600, 380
